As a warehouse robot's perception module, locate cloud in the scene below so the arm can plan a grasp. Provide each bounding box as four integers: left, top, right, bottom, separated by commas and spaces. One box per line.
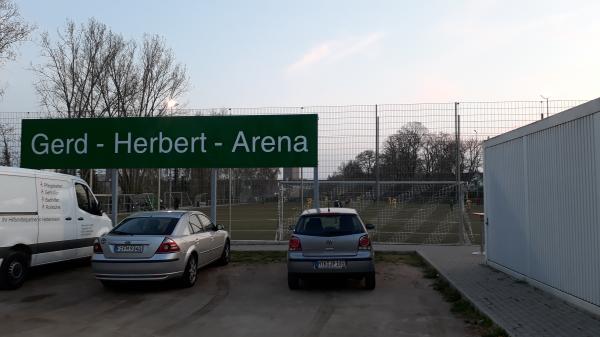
286, 32, 384, 73
435, 2, 599, 46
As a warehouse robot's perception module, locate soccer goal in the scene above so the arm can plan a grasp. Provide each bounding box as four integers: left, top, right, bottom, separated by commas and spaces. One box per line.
277, 180, 472, 244
163, 191, 194, 209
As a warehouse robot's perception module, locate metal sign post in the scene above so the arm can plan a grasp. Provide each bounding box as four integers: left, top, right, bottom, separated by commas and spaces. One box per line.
211, 168, 217, 225
313, 166, 319, 210
110, 168, 118, 226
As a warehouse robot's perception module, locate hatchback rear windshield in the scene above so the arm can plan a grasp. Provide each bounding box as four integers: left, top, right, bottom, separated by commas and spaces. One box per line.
111, 217, 179, 235
294, 214, 365, 236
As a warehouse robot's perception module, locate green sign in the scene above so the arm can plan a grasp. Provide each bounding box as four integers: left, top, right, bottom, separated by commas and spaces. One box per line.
21, 114, 318, 169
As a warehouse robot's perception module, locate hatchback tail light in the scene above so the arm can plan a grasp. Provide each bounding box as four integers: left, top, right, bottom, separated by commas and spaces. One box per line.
289, 236, 302, 251
156, 238, 180, 253
93, 239, 103, 254
358, 235, 371, 250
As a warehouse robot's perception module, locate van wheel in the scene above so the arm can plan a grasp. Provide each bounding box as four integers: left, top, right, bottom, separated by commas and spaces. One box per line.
364, 272, 376, 290
0, 251, 29, 290
218, 241, 230, 266
179, 255, 198, 288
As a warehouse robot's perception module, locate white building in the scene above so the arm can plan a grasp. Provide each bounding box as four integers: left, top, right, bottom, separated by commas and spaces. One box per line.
484, 98, 600, 315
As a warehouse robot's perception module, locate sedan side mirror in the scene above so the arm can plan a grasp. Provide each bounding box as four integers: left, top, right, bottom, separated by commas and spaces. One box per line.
365, 223, 375, 230
216, 224, 225, 231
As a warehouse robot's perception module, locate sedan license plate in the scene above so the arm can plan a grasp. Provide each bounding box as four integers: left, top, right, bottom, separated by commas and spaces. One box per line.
115, 245, 143, 253
314, 260, 346, 270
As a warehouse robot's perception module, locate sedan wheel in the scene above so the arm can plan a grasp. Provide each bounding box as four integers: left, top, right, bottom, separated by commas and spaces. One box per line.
218, 241, 231, 266
180, 256, 198, 288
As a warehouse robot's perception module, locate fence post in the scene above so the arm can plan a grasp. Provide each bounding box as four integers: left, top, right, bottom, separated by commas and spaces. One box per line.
300, 167, 304, 210
89, 169, 93, 190
168, 168, 172, 208
157, 168, 161, 210
278, 182, 283, 240
455, 103, 464, 244
375, 104, 380, 202
228, 168, 232, 238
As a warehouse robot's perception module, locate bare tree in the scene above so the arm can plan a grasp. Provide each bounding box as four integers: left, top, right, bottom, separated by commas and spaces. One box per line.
104, 36, 137, 115
380, 122, 427, 180
135, 35, 188, 116
461, 138, 483, 182
33, 18, 189, 194
329, 160, 364, 180
329, 124, 483, 183
34, 18, 188, 117
33, 19, 124, 116
0, 0, 34, 96
0, 123, 14, 166
422, 132, 455, 180
355, 150, 375, 177
0, 0, 33, 62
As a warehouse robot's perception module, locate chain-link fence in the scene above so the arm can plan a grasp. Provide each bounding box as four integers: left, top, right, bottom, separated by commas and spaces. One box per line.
0, 100, 588, 243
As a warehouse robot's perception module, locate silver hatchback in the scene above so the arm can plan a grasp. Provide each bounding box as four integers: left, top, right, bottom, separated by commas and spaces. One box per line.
92, 211, 230, 287
287, 208, 376, 290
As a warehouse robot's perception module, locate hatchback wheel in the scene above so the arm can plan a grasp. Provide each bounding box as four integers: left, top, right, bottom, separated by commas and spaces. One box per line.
0, 251, 29, 290
180, 255, 198, 288
288, 273, 300, 290
364, 272, 376, 290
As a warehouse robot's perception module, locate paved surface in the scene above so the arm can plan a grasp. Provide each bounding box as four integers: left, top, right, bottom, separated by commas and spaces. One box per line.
416, 245, 600, 337
233, 242, 600, 336
0, 259, 474, 337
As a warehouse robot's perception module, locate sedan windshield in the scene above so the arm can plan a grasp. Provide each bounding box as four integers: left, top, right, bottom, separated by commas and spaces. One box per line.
111, 217, 179, 235
294, 214, 365, 236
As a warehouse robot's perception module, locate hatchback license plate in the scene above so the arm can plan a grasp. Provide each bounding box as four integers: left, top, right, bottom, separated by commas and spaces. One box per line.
115, 245, 143, 253
314, 260, 346, 269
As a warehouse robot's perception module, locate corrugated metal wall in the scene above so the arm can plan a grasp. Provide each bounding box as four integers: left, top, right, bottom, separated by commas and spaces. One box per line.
485, 138, 529, 274
485, 114, 600, 308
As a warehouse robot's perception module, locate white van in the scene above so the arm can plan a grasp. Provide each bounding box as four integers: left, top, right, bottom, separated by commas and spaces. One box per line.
0, 167, 112, 289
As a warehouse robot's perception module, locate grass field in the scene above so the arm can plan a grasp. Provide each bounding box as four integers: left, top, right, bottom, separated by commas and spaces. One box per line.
116, 201, 483, 244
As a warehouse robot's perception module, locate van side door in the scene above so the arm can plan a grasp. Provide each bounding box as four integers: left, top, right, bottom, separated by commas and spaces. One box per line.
73, 183, 103, 258
33, 177, 76, 265
0, 174, 38, 252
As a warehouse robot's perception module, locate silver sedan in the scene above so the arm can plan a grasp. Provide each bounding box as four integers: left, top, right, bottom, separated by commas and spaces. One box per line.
92, 211, 230, 287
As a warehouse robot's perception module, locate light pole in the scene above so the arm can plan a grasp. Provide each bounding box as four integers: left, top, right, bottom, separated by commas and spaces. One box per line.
540, 95, 549, 118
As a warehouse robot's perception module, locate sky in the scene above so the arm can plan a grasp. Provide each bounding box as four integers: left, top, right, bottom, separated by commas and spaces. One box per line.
1, 0, 599, 112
